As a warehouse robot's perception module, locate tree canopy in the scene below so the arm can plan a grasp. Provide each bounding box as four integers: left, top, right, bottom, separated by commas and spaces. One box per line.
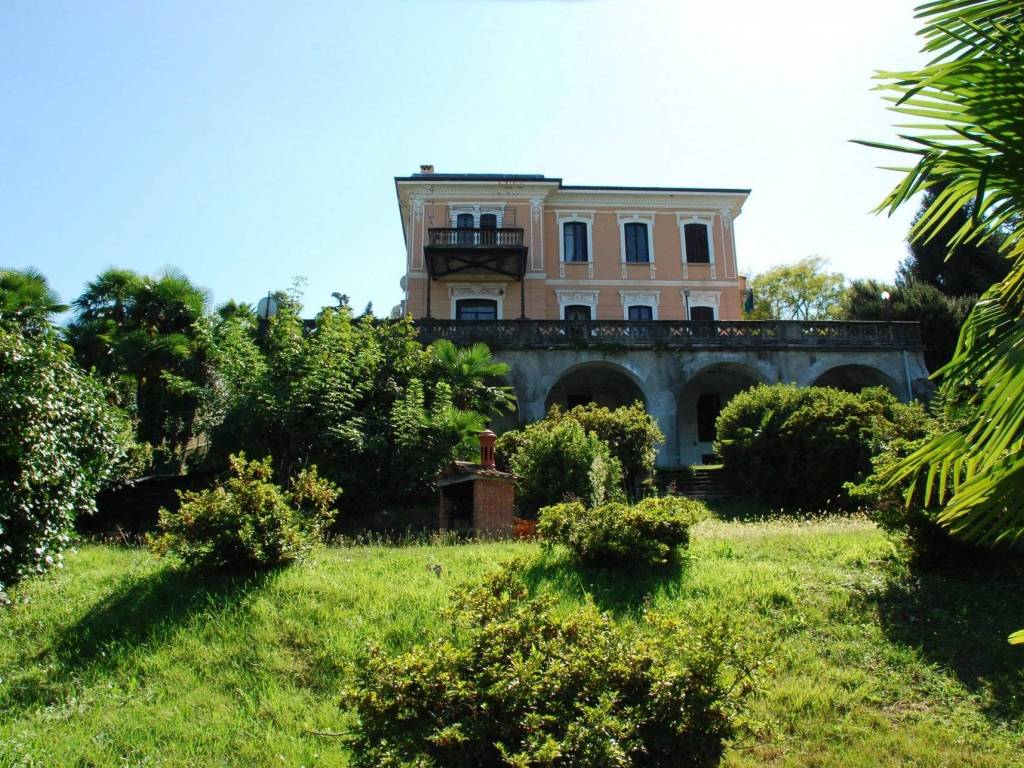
745, 256, 845, 320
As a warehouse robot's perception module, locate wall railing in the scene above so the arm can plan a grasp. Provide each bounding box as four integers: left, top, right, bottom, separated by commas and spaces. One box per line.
427, 228, 525, 248
414, 319, 923, 350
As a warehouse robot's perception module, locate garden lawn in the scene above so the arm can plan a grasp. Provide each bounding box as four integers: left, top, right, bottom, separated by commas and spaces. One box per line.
1, 516, 1022, 767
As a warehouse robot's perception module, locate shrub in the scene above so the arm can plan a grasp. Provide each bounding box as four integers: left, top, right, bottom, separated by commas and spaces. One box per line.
538, 496, 707, 565
0, 321, 142, 594
549, 403, 664, 494
150, 453, 339, 568
847, 398, 1000, 563
501, 419, 623, 516
347, 562, 755, 768
715, 384, 926, 509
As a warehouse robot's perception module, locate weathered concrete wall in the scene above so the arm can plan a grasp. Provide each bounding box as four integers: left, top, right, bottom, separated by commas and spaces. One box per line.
493, 347, 930, 468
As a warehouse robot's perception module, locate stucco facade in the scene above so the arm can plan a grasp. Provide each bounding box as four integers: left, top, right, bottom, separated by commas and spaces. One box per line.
394, 169, 748, 322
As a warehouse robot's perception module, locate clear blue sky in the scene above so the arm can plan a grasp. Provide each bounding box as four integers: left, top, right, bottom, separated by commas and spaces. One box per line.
1, 0, 926, 315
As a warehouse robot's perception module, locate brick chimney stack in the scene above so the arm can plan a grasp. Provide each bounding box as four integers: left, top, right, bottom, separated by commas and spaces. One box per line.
478, 429, 497, 468
419, 164, 434, 174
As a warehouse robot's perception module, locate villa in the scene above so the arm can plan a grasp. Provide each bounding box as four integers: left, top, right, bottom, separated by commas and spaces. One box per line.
393, 166, 928, 467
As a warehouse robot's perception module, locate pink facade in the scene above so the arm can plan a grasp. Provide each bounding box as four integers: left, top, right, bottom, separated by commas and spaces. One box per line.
394, 170, 749, 322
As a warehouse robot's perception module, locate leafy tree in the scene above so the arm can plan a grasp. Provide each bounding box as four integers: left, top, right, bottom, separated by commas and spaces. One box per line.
0, 268, 66, 328
745, 256, 845, 320
0, 320, 142, 593
840, 279, 973, 370
857, 0, 1024, 643
202, 305, 501, 515
67, 268, 211, 468
898, 183, 1009, 297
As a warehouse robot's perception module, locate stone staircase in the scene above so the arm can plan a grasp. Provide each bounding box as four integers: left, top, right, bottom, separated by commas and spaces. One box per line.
656, 466, 740, 500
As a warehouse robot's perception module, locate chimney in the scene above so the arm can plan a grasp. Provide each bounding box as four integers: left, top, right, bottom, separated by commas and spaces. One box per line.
419, 164, 434, 174
478, 429, 497, 468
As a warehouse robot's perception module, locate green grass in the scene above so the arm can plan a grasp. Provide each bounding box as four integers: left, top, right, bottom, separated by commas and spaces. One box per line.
1, 517, 1022, 767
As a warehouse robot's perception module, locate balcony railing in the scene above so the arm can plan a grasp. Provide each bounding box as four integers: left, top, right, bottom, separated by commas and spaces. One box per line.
414, 319, 923, 350
427, 228, 525, 248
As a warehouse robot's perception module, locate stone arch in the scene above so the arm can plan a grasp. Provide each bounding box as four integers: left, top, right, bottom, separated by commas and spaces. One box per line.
812, 364, 900, 396
544, 361, 648, 415
677, 362, 767, 466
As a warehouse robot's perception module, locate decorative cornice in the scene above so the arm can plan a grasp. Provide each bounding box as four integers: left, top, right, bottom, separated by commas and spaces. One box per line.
448, 283, 507, 299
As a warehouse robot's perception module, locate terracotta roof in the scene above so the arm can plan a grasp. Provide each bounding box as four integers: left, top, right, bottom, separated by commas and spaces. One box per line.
437, 461, 517, 486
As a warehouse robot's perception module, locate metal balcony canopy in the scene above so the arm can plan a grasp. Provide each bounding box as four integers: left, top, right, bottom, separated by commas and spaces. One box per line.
424, 227, 528, 281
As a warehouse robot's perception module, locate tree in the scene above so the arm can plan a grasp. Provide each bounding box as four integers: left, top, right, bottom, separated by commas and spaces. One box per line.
66, 268, 211, 468
858, 1, 1024, 642
1, 319, 142, 593
0, 268, 66, 328
745, 256, 845, 320
898, 183, 1010, 297
840, 279, 973, 370
430, 340, 516, 416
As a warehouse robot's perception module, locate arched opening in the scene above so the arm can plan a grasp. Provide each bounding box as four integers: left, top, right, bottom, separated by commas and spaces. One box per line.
545, 363, 646, 414
678, 364, 764, 466
813, 365, 899, 396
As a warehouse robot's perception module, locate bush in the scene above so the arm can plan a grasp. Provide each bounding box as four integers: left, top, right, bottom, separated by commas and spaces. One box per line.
538, 496, 707, 565
847, 398, 1001, 563
347, 562, 755, 768
501, 419, 623, 516
150, 453, 339, 568
0, 321, 142, 594
551, 403, 663, 494
715, 384, 926, 510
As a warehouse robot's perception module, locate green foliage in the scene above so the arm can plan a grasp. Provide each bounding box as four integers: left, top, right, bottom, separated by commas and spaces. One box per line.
857, 0, 1024, 547
899, 183, 1010, 298
66, 267, 211, 469
715, 384, 927, 509
744, 256, 845, 320
538, 496, 707, 565
0, 268, 66, 329
346, 561, 754, 768
201, 306, 501, 515
430, 339, 516, 415
546, 402, 663, 494
500, 419, 624, 516
150, 453, 339, 569
0, 321, 142, 593
840, 279, 974, 371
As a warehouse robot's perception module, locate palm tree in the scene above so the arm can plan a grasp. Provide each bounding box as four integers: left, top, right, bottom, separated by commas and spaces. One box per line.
430, 339, 517, 416
859, 0, 1024, 643
0, 268, 66, 327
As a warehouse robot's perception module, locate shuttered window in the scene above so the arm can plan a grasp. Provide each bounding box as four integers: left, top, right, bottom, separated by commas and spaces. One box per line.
563, 221, 589, 262
689, 306, 715, 322
624, 223, 649, 263
627, 305, 653, 320
684, 222, 711, 264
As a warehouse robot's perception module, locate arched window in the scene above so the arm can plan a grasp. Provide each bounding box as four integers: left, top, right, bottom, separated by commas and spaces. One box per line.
564, 304, 592, 321
684, 222, 711, 264
563, 221, 589, 262
455, 298, 498, 320
624, 222, 650, 263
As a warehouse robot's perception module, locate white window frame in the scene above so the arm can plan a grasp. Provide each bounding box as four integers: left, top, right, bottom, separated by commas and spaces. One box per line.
677, 215, 716, 278
556, 289, 599, 320
449, 205, 506, 228
617, 214, 655, 265
682, 290, 720, 320
619, 290, 660, 320
558, 216, 593, 264
448, 283, 505, 320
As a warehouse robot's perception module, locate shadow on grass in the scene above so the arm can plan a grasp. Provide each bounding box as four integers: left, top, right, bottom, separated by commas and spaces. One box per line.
870, 559, 1024, 723
521, 550, 688, 618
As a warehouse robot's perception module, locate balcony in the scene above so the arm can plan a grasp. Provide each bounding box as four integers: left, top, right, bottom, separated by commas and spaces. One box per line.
424, 227, 528, 282
428, 227, 525, 248
414, 319, 924, 351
